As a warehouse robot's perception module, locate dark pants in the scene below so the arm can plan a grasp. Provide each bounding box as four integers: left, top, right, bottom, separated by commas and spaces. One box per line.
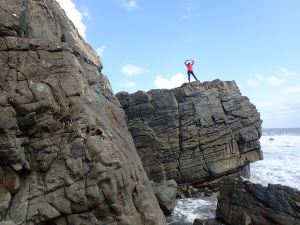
187, 71, 198, 82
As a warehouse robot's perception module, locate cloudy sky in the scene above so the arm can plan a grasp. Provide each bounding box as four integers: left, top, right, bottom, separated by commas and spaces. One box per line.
56, 0, 300, 128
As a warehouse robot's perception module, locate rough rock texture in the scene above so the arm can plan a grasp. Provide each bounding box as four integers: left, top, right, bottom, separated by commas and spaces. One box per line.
0, 0, 167, 225
217, 177, 300, 225
116, 81, 262, 184
0, 0, 99, 66
0, 222, 16, 225
153, 180, 178, 215
193, 218, 223, 225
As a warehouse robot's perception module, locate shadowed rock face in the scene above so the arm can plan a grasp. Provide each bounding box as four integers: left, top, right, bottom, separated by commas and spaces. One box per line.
217, 177, 300, 225
0, 0, 167, 224
116, 81, 263, 184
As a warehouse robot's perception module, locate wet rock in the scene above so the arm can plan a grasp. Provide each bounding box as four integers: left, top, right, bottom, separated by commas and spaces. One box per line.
177, 184, 202, 198
217, 177, 300, 225
193, 218, 223, 225
117, 80, 262, 184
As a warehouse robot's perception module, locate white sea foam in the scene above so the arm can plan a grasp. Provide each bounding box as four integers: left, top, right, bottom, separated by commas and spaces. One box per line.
169, 129, 300, 224
260, 135, 300, 148
250, 131, 300, 190
167, 195, 218, 224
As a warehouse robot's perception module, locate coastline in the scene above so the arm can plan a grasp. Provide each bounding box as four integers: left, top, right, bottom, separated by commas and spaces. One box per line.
168, 128, 300, 224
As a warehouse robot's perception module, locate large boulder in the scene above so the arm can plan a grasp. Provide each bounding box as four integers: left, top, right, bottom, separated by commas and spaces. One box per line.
116, 80, 263, 184
0, 0, 166, 224
216, 177, 300, 225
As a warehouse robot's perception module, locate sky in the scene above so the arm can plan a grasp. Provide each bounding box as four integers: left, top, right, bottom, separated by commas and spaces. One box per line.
56, 0, 300, 128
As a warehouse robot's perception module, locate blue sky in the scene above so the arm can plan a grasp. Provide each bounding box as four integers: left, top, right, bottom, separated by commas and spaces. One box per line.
56, 0, 300, 128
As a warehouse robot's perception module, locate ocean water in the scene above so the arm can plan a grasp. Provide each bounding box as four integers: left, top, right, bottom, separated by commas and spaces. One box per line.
168, 128, 300, 224
250, 128, 300, 189
167, 194, 219, 224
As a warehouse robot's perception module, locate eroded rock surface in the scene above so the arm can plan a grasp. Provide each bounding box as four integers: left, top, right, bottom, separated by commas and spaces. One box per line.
117, 81, 262, 184
193, 218, 223, 225
217, 177, 300, 225
0, 0, 166, 224
153, 180, 178, 215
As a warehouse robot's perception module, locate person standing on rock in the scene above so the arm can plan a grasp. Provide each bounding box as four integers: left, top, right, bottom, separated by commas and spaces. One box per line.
184, 59, 198, 82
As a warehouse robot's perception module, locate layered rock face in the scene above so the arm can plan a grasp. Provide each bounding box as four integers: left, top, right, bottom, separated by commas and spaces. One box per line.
117, 81, 262, 184
0, 0, 166, 224
217, 177, 300, 225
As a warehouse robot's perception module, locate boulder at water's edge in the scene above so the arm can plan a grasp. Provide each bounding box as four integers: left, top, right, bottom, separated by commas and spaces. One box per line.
217, 177, 300, 225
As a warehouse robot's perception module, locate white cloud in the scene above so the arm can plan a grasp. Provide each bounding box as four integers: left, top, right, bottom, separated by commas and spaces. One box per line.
155, 73, 188, 89
96, 45, 107, 57
265, 76, 285, 86
119, 82, 136, 88
119, 0, 139, 10
279, 67, 296, 77
182, 7, 192, 19
56, 0, 87, 39
255, 98, 300, 128
285, 85, 300, 94
121, 64, 146, 76
247, 79, 259, 86
247, 68, 296, 87
256, 74, 264, 81
182, 0, 196, 19
83, 7, 92, 20
243, 68, 300, 128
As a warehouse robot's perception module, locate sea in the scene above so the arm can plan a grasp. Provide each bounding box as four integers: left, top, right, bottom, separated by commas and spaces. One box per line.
167, 128, 300, 224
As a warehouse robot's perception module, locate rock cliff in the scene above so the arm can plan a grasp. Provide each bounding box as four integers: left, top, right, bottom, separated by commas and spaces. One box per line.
0, 0, 167, 224
217, 177, 300, 225
116, 80, 263, 184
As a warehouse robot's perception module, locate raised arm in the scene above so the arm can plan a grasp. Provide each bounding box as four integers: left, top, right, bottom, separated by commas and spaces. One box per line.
191, 59, 195, 65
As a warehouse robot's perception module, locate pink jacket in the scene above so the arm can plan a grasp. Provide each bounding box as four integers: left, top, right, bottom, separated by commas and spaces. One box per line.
185, 60, 194, 71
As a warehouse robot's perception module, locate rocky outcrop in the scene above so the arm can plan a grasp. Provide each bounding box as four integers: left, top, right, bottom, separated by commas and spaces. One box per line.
116, 80, 262, 184
0, 0, 167, 224
0, 0, 99, 66
153, 180, 178, 215
217, 177, 300, 225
